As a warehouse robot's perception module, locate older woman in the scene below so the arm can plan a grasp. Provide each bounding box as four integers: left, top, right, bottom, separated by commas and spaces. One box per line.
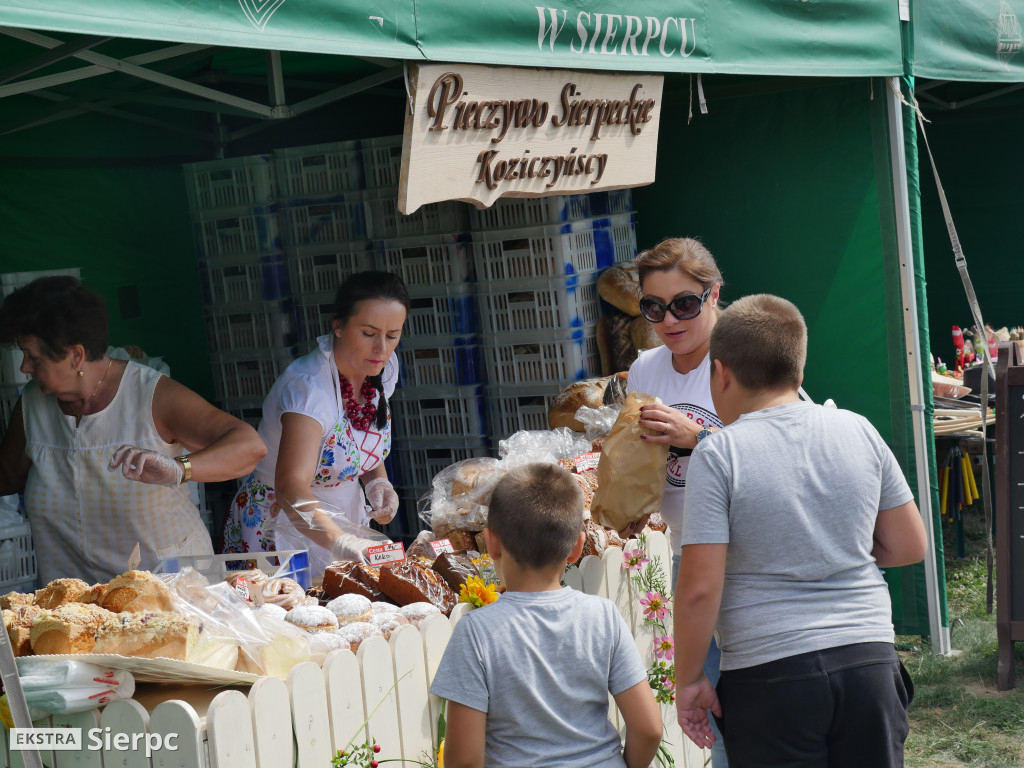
0, 276, 267, 584
222, 270, 408, 575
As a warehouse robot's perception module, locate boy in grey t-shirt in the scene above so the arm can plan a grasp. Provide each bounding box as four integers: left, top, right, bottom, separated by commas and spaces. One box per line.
672, 294, 928, 767
430, 462, 662, 768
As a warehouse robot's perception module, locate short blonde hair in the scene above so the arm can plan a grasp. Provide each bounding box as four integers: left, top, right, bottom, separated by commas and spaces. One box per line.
710, 294, 807, 390
635, 237, 724, 293
488, 463, 583, 569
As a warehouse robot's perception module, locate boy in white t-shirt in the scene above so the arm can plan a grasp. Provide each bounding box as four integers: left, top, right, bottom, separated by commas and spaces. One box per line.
431, 463, 663, 768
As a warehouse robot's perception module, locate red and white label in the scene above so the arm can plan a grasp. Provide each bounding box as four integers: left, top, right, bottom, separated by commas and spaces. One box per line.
430, 538, 455, 556
573, 452, 601, 473
367, 542, 407, 565
233, 577, 251, 602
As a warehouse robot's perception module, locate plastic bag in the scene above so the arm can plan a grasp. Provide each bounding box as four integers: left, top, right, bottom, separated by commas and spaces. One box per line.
590, 392, 669, 531
574, 404, 621, 443
497, 427, 592, 466
8, 659, 134, 719
418, 457, 503, 533
237, 607, 316, 678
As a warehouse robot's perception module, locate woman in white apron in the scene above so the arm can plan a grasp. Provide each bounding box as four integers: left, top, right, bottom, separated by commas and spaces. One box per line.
0, 276, 267, 584
223, 271, 408, 576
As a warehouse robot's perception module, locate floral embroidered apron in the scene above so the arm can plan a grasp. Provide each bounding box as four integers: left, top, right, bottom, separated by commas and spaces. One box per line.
223, 360, 391, 575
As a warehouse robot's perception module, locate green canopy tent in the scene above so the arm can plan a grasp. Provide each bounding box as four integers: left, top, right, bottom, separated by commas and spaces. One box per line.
0, 1, 949, 647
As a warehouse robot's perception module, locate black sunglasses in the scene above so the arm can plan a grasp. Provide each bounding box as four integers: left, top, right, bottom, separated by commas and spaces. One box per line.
639, 286, 713, 323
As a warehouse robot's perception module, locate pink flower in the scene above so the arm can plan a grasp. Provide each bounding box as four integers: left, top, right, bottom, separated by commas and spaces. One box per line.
653, 635, 674, 661
622, 548, 649, 572
640, 591, 670, 621
665, 677, 676, 693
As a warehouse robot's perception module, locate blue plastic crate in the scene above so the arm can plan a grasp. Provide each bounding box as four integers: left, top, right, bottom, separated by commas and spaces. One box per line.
397, 336, 483, 388
592, 212, 637, 268
406, 288, 478, 337
391, 385, 487, 439
198, 253, 291, 305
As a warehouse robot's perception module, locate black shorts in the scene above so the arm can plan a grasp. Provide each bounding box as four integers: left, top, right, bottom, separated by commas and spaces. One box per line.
715, 642, 914, 768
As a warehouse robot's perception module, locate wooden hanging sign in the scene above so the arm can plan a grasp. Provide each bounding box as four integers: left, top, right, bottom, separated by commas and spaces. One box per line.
399, 63, 663, 212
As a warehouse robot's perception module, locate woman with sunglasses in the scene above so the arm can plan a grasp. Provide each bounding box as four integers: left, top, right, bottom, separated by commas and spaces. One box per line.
627, 237, 728, 768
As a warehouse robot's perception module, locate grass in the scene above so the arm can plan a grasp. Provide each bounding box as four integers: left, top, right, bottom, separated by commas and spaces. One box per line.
898, 517, 1024, 768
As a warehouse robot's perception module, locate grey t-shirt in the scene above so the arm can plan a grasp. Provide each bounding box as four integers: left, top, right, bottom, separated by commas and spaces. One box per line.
681, 401, 915, 671
430, 588, 646, 768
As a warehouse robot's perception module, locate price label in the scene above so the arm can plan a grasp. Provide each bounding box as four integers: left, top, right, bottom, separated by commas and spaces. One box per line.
430, 538, 455, 556
367, 542, 407, 565
573, 452, 601, 472
127, 543, 141, 572
232, 577, 251, 602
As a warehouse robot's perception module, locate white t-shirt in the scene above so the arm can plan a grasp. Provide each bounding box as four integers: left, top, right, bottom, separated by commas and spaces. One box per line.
626, 346, 722, 555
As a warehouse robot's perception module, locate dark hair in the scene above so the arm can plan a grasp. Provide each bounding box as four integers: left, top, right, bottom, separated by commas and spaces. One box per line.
332, 271, 411, 430
488, 463, 584, 568
0, 276, 108, 361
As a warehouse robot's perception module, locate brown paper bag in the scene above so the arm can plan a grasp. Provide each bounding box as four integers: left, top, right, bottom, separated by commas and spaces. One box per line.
589, 392, 669, 531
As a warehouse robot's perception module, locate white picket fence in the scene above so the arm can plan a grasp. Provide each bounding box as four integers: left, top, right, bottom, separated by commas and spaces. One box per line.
0, 531, 708, 768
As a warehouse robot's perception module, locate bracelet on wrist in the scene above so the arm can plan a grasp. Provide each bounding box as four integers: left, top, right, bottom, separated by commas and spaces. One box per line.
174, 455, 192, 484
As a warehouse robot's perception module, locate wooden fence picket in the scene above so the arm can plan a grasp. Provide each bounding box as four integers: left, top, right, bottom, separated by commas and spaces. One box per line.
390, 625, 432, 764
579, 554, 605, 597
149, 700, 205, 768
248, 676, 293, 768
419, 613, 452, 748
287, 662, 332, 768
356, 637, 400, 765
446, 603, 471, 629
206, 690, 257, 768
99, 699, 150, 768
323, 649, 365, 753
53, 709, 101, 768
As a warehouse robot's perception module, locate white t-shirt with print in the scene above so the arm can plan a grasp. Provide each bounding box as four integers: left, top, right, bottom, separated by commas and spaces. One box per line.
626, 345, 722, 556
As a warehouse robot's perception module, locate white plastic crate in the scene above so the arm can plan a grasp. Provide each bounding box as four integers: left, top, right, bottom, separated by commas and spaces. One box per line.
390, 437, 491, 491
0, 521, 36, 593
275, 140, 363, 199
364, 187, 469, 239
192, 205, 283, 258
210, 347, 296, 402
468, 194, 592, 231
471, 220, 606, 282
198, 253, 290, 305
1, 268, 82, 386
288, 242, 374, 297
592, 212, 638, 267
295, 294, 338, 344
391, 385, 486, 440
474, 273, 602, 335
221, 397, 265, 430
373, 233, 473, 296
155, 550, 312, 590
361, 135, 404, 188
203, 300, 297, 353
281, 192, 368, 247
481, 328, 601, 386
184, 155, 276, 211
397, 336, 483, 388
485, 384, 562, 436
406, 287, 478, 337
589, 188, 633, 217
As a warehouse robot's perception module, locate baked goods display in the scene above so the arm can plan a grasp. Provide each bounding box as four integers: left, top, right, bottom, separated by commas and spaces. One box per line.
284, 605, 339, 633
432, 551, 481, 592
596, 262, 662, 374
548, 373, 629, 432
262, 576, 317, 610
326, 594, 373, 625
93, 611, 200, 660
30, 603, 116, 655
336, 621, 383, 651
322, 561, 386, 601
379, 561, 458, 615
597, 263, 642, 316
100, 570, 174, 613
34, 578, 92, 609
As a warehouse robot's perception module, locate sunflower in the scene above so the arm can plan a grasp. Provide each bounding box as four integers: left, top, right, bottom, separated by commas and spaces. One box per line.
459, 576, 499, 608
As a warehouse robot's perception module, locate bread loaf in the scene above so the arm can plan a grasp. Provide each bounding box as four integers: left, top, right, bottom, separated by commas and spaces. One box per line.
0, 591, 35, 611
597, 264, 641, 316
101, 571, 174, 613
597, 314, 637, 376
30, 603, 116, 655
93, 611, 200, 659
548, 376, 612, 431
4, 606, 40, 656
629, 316, 662, 353
34, 578, 90, 609
379, 561, 457, 614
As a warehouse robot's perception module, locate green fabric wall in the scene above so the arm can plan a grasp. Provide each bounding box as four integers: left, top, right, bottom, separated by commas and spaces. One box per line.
916, 104, 1024, 362
634, 77, 895, 436
0, 165, 215, 398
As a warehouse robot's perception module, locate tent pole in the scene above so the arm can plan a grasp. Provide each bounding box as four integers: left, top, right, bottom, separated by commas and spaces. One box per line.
885, 76, 952, 655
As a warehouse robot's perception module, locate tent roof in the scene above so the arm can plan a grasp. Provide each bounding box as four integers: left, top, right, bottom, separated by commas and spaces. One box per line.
912, 0, 1024, 82
0, 0, 903, 77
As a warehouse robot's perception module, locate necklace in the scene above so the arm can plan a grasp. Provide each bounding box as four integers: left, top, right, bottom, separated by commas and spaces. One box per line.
339, 374, 377, 431
74, 357, 114, 426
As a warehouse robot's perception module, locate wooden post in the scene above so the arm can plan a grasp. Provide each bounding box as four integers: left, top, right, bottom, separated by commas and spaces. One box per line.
995, 341, 1024, 690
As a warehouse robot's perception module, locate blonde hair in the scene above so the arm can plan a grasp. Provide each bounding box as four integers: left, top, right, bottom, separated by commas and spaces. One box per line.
710, 294, 807, 390
488, 463, 583, 569
635, 237, 724, 294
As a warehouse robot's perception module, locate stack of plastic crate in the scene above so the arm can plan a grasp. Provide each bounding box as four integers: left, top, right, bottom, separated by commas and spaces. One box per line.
468, 190, 637, 454
359, 136, 488, 530
184, 155, 295, 429
277, 140, 375, 348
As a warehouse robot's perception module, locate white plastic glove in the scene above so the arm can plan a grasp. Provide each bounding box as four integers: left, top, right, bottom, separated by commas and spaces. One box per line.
329, 534, 372, 564
109, 445, 183, 487
363, 477, 399, 524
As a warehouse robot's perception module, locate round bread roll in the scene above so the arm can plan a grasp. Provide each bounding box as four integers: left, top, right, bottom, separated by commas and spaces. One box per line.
597, 264, 641, 317
548, 376, 611, 431
629, 316, 663, 352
